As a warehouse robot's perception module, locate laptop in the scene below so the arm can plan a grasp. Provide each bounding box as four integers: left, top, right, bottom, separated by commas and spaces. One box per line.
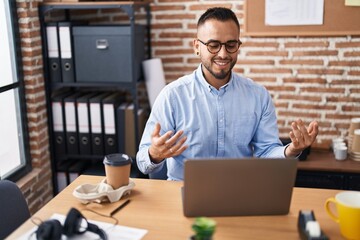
182, 158, 298, 217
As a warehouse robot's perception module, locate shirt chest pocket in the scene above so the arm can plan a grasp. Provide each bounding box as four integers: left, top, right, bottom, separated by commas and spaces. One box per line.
232, 116, 257, 147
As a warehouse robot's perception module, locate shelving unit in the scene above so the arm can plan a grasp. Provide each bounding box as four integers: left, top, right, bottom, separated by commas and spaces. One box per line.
38, 1, 151, 194
296, 151, 360, 190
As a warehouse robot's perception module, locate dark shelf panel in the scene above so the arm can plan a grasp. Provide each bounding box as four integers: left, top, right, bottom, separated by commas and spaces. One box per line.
50, 81, 143, 91
39, 1, 149, 13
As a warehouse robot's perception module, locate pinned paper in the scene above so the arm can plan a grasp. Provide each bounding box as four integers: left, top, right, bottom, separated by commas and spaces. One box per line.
345, 0, 360, 6
265, 0, 324, 26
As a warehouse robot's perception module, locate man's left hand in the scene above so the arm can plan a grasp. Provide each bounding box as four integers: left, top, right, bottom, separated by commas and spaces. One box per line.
285, 119, 319, 157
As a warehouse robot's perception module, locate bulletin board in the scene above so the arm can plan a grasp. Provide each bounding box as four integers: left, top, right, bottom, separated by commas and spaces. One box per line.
244, 0, 360, 37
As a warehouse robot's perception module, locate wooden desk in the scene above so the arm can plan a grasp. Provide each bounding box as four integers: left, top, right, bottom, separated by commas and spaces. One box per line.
296, 151, 360, 190
9, 175, 344, 239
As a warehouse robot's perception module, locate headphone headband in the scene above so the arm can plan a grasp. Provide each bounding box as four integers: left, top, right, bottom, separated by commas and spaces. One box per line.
36, 208, 107, 240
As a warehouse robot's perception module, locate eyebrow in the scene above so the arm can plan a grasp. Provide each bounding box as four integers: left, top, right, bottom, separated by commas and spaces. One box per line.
205, 39, 239, 43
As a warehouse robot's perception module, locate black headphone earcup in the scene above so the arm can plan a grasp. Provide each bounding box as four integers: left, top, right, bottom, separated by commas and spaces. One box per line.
36, 219, 62, 240
63, 208, 84, 237
87, 222, 108, 240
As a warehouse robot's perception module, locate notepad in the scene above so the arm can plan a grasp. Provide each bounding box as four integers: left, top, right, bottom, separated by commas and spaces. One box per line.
19, 213, 147, 240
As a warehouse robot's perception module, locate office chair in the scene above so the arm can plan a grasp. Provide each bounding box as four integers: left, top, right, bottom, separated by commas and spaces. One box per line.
0, 180, 31, 239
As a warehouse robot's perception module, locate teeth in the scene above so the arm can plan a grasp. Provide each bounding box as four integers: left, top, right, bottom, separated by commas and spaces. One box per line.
215, 61, 228, 66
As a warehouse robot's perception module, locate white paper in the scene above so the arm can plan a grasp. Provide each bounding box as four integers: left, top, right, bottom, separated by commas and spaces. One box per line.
345, 0, 360, 6
52, 102, 64, 132
77, 102, 89, 133
59, 26, 72, 58
19, 213, 148, 240
265, 0, 324, 26
46, 26, 59, 58
90, 103, 102, 133
65, 102, 76, 132
103, 103, 116, 134
142, 58, 166, 108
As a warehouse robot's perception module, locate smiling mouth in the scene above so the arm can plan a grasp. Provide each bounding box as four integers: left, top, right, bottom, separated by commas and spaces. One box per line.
214, 60, 230, 67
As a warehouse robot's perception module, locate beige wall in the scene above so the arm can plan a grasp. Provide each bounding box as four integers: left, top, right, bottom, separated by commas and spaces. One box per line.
15, 0, 360, 213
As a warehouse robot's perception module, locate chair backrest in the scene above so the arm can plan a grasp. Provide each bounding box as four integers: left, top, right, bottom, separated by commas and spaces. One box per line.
0, 180, 30, 239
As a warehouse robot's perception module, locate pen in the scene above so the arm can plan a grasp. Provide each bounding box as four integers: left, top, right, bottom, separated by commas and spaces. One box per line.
110, 199, 131, 217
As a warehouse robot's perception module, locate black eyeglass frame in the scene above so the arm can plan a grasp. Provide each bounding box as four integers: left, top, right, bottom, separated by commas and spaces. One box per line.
197, 39, 242, 54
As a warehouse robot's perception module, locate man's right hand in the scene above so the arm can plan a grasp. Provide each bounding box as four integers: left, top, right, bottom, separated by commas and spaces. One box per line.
148, 123, 188, 163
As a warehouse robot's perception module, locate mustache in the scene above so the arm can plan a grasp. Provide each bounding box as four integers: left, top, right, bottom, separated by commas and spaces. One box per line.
213, 57, 232, 61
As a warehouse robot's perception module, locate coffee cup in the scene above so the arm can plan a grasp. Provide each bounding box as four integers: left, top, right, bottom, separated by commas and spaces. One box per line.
333, 142, 346, 153
332, 138, 345, 149
352, 129, 360, 153
334, 146, 348, 161
349, 118, 360, 136
325, 191, 360, 240
103, 153, 132, 189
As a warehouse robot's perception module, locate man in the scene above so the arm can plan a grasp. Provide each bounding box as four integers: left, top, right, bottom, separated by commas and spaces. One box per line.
136, 7, 318, 181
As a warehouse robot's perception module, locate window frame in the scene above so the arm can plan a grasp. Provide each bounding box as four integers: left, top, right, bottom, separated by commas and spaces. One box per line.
0, 0, 32, 181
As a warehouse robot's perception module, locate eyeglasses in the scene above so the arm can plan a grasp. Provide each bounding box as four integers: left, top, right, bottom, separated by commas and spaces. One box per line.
197, 39, 242, 54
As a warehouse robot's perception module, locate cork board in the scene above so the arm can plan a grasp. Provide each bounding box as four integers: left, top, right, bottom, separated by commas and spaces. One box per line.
244, 0, 360, 37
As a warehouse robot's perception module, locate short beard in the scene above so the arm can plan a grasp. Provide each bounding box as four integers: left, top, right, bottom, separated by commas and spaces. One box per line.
203, 60, 236, 80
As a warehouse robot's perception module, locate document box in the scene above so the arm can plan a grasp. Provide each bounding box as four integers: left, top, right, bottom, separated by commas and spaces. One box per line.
73, 25, 145, 83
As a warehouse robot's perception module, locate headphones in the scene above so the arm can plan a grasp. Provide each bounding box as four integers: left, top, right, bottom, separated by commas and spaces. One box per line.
36, 208, 107, 240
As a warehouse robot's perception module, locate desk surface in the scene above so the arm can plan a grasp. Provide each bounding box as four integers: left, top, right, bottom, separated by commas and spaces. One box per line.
9, 175, 345, 239
298, 150, 360, 173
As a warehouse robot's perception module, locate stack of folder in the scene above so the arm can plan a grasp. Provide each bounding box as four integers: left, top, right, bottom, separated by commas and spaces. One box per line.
57, 159, 90, 192
46, 22, 76, 83
51, 91, 147, 159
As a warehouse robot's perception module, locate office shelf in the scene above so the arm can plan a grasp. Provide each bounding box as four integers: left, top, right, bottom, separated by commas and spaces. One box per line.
39, 1, 151, 194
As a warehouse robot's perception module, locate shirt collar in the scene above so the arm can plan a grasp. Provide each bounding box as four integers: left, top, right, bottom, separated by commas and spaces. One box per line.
195, 64, 234, 92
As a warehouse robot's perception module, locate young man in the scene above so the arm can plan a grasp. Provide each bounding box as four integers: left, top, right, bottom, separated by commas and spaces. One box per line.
136, 7, 318, 181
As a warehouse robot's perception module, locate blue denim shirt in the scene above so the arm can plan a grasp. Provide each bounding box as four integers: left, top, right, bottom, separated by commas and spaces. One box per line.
137, 64, 286, 180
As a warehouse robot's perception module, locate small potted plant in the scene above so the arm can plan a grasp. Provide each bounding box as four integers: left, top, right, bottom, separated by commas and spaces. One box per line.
190, 217, 216, 240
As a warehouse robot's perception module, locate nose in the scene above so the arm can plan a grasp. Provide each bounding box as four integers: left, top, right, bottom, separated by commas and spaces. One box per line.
217, 44, 228, 58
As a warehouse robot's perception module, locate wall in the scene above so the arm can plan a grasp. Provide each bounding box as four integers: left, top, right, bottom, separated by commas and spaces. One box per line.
149, 0, 360, 149
16, 0, 53, 214
14, 0, 360, 213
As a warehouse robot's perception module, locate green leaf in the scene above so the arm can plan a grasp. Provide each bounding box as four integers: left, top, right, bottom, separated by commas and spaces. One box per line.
192, 217, 216, 240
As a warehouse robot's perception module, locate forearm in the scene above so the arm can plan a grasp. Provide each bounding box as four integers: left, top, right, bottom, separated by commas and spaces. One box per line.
136, 146, 164, 174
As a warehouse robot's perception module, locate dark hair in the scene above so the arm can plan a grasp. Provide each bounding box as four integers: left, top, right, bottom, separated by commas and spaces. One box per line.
197, 7, 240, 31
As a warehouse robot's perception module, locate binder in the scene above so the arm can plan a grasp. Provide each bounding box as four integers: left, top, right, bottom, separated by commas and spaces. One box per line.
125, 104, 147, 157
64, 92, 84, 155
89, 92, 111, 156
46, 22, 61, 83
51, 92, 71, 159
59, 22, 75, 82
116, 102, 128, 154
56, 160, 73, 192
77, 92, 97, 155
102, 92, 125, 155
68, 160, 90, 183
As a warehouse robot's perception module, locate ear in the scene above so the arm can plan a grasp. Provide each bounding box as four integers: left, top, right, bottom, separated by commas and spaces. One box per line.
193, 38, 200, 55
